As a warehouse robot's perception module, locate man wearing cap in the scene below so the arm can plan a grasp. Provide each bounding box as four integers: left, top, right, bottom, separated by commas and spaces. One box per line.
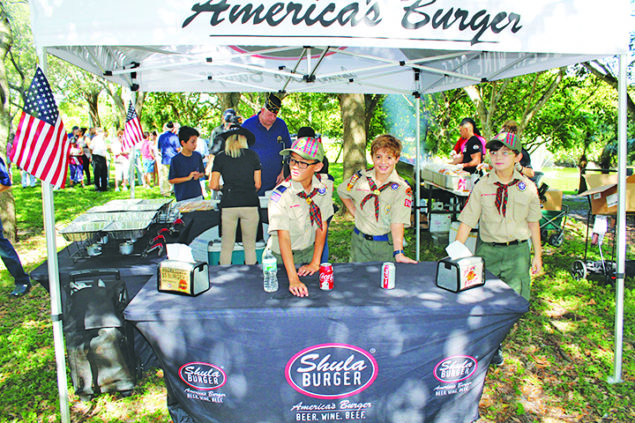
242, 93, 292, 195
158, 121, 181, 196
455, 131, 542, 365
267, 137, 333, 297
209, 108, 237, 156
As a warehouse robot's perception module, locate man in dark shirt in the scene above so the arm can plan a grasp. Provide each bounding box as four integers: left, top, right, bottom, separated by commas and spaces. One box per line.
242, 93, 292, 195
168, 126, 206, 203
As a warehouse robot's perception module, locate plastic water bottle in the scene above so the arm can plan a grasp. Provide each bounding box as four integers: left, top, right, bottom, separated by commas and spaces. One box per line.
262, 248, 278, 292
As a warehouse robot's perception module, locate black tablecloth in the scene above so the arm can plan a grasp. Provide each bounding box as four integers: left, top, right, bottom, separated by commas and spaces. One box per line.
125, 262, 528, 423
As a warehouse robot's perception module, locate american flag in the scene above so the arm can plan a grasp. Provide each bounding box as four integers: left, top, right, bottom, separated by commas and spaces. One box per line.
11, 67, 70, 189
121, 101, 143, 151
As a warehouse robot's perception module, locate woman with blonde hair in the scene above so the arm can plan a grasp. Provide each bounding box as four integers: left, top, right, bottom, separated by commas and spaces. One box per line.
209, 125, 261, 265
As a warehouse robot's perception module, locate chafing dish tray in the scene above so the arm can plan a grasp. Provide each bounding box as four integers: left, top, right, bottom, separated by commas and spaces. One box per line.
86, 199, 172, 213
60, 221, 114, 242
73, 211, 158, 224
107, 218, 155, 240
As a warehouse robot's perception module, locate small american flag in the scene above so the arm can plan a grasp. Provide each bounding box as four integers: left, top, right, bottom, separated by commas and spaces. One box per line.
122, 101, 143, 151
11, 67, 70, 189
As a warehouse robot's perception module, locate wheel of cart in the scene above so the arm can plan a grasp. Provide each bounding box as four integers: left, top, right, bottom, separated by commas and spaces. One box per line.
540, 205, 569, 247
570, 260, 587, 280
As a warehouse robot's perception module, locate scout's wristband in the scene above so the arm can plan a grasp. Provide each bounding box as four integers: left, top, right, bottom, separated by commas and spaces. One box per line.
393, 250, 404, 257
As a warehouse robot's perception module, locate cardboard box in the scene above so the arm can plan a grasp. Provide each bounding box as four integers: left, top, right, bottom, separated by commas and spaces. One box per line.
578, 174, 635, 215
429, 213, 452, 233
541, 190, 563, 211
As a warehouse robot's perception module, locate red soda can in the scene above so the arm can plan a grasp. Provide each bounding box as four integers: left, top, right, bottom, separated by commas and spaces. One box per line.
382, 262, 395, 289
319, 263, 334, 290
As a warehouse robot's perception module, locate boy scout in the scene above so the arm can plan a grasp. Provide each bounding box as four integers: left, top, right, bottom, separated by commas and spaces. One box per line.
267, 137, 334, 297
456, 131, 542, 299
337, 134, 416, 263
455, 132, 542, 364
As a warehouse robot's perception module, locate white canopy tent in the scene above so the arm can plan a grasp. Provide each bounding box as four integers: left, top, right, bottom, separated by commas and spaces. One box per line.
27, 0, 630, 421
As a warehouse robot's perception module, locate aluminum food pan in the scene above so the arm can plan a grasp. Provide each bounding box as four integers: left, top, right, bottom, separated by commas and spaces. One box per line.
73, 211, 158, 224
60, 221, 114, 242
107, 217, 156, 240
87, 199, 173, 213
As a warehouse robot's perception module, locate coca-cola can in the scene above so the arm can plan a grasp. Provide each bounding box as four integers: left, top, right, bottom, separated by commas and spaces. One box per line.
319, 263, 334, 290
382, 262, 395, 289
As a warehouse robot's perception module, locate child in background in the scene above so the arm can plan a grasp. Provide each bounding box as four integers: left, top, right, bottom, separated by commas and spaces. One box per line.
267, 137, 333, 297
337, 134, 416, 263
69, 139, 84, 187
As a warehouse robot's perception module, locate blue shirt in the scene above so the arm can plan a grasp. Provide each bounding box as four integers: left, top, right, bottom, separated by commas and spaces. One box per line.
0, 157, 11, 187
158, 130, 180, 165
242, 114, 291, 195
168, 152, 205, 202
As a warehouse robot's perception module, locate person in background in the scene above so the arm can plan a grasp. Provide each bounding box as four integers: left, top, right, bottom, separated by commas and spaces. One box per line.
267, 137, 333, 297
68, 137, 84, 187
209, 125, 261, 265
449, 117, 484, 174
455, 132, 542, 366
110, 130, 129, 192
502, 120, 536, 180
78, 128, 92, 185
210, 108, 238, 156
140, 132, 156, 188
242, 93, 292, 195
150, 130, 159, 186
338, 134, 416, 264
89, 128, 109, 191
194, 131, 211, 198
168, 126, 205, 203
158, 121, 180, 197
0, 156, 32, 297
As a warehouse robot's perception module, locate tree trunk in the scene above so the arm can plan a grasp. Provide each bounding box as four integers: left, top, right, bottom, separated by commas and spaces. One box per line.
86, 90, 101, 127
0, 5, 17, 243
338, 93, 366, 181
218, 92, 242, 116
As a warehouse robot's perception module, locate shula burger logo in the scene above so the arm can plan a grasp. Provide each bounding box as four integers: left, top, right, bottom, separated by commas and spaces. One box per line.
286, 343, 378, 399
179, 362, 227, 390
433, 355, 478, 383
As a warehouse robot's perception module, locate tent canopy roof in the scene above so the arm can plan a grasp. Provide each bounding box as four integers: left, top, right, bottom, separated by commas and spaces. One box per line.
30, 0, 630, 94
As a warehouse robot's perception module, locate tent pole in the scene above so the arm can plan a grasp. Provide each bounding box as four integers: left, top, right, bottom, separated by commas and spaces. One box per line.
38, 51, 72, 422
129, 90, 136, 200
608, 53, 627, 384
416, 97, 421, 261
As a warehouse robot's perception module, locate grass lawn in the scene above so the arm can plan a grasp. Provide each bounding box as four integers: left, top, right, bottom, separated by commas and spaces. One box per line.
0, 165, 633, 422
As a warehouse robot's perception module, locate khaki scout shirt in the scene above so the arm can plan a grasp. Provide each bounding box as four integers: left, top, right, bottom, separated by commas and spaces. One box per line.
337, 168, 412, 236
267, 174, 334, 254
459, 170, 541, 243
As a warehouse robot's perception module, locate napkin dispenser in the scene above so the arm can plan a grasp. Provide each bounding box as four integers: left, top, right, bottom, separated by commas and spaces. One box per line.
435, 256, 485, 293
158, 259, 209, 296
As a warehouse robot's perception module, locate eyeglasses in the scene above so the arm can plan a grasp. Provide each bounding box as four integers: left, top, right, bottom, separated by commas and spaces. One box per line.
286, 156, 318, 170
488, 149, 516, 158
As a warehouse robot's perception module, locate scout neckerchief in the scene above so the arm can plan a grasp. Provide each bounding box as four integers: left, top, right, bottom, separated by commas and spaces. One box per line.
297, 188, 323, 228
494, 179, 519, 217
360, 176, 394, 221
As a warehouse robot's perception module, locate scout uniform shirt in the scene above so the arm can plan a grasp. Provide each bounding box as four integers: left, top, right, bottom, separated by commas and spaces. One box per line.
459, 169, 542, 243
337, 168, 412, 236
267, 174, 334, 254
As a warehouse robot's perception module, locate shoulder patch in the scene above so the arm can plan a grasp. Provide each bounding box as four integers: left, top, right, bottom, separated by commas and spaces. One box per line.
270, 184, 287, 202
346, 170, 363, 191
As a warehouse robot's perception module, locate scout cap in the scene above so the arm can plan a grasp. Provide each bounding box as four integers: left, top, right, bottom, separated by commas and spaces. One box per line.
487, 132, 521, 153
280, 137, 324, 162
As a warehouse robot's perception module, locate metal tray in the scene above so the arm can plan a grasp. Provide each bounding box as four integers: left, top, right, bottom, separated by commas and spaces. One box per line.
87, 199, 172, 213
74, 211, 158, 224
107, 219, 154, 240
60, 221, 114, 242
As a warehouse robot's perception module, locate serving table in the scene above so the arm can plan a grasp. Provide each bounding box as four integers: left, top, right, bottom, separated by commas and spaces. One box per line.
124, 262, 528, 423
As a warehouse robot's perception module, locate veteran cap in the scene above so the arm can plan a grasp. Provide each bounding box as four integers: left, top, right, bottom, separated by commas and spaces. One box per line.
264, 93, 283, 113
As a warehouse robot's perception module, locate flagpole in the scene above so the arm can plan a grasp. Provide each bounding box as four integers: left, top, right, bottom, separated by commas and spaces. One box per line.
39, 52, 71, 423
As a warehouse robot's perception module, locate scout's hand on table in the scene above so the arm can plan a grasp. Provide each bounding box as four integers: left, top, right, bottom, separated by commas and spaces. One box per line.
298, 262, 319, 276
289, 278, 309, 297
395, 253, 417, 264
531, 255, 543, 275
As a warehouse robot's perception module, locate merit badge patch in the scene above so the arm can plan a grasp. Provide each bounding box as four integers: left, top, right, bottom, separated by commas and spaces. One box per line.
391, 183, 399, 190
518, 182, 526, 191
